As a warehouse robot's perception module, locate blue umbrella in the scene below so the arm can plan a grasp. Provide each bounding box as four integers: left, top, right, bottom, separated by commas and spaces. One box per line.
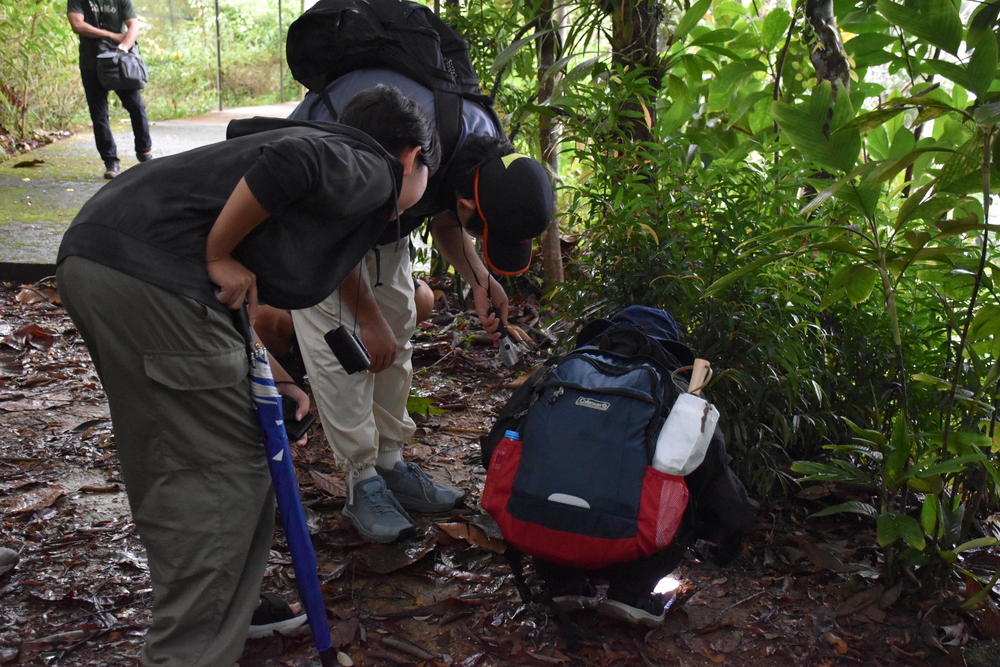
233, 308, 336, 666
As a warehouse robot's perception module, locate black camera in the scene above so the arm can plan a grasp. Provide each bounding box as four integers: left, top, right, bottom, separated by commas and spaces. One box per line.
281, 394, 317, 441
324, 325, 371, 375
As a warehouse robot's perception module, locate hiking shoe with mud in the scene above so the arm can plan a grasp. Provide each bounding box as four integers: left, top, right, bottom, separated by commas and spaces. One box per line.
103, 158, 120, 179
343, 475, 415, 543
377, 461, 464, 513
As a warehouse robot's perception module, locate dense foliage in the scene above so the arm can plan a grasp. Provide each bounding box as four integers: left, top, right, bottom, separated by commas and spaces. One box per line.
0, 0, 299, 137
3, 0, 1000, 593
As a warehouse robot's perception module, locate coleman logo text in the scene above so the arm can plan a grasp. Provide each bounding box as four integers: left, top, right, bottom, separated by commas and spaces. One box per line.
575, 397, 610, 411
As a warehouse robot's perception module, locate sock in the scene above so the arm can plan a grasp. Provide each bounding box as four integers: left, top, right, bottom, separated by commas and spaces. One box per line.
376, 448, 403, 470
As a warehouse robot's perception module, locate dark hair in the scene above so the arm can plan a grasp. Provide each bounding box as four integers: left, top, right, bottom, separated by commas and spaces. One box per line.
445, 134, 515, 200
339, 84, 441, 175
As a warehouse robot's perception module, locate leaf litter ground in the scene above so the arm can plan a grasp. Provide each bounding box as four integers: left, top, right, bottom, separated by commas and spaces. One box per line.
0, 279, 990, 666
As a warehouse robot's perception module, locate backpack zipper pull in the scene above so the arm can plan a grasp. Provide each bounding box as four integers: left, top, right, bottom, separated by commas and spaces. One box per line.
549, 386, 564, 404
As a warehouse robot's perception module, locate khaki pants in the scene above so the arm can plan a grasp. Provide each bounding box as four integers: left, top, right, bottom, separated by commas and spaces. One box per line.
58, 257, 274, 667
292, 241, 417, 473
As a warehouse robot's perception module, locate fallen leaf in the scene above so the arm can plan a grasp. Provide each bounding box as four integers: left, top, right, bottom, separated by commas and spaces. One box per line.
337, 650, 353, 665
331, 616, 359, 648
9, 484, 66, 514
436, 519, 507, 554
827, 632, 849, 655
310, 469, 346, 498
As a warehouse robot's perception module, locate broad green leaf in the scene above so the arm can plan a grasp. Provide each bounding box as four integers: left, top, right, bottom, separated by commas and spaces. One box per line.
810, 501, 878, 519
844, 108, 905, 134
672, 0, 714, 47
690, 28, 740, 46
968, 33, 999, 98
907, 454, 983, 479
761, 8, 791, 52
886, 415, 910, 488
898, 514, 926, 550
828, 263, 878, 304
876, 0, 962, 56
843, 418, 887, 446
405, 395, 444, 416
877, 513, 900, 547
490, 29, 552, 74
937, 135, 984, 190
704, 252, 795, 297
921, 495, 938, 536
974, 101, 1000, 126
800, 172, 854, 216
902, 231, 931, 249
790, 460, 870, 484
924, 59, 977, 92
955, 537, 998, 553
970, 306, 1000, 343
907, 475, 943, 494
910, 373, 951, 389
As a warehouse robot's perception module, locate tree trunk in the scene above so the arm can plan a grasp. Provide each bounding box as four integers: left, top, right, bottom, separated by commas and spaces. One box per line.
804, 0, 850, 95
538, 0, 564, 290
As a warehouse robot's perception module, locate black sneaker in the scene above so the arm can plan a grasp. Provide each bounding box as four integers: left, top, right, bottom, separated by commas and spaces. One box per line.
137, 152, 153, 163
248, 593, 307, 638
103, 159, 120, 179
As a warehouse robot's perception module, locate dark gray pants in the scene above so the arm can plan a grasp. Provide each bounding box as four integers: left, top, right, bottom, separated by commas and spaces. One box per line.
58, 257, 273, 667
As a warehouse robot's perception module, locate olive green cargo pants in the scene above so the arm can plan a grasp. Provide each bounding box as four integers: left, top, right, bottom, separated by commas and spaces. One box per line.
58, 257, 274, 667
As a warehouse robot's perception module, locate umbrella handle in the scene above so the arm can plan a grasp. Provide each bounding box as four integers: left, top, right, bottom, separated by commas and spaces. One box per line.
229, 304, 254, 349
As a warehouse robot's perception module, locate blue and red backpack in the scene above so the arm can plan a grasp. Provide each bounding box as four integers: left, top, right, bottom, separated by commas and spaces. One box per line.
480, 307, 701, 570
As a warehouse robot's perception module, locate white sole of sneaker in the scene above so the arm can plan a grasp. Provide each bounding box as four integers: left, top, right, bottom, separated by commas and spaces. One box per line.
247, 612, 308, 638
552, 594, 600, 612
597, 599, 665, 627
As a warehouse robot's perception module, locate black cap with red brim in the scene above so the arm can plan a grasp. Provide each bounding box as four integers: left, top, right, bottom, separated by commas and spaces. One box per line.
474, 153, 554, 275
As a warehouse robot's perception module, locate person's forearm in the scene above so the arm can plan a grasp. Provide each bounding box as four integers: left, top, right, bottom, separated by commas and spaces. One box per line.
205, 179, 270, 262
67, 13, 121, 41
429, 213, 491, 289
119, 18, 139, 49
338, 264, 381, 325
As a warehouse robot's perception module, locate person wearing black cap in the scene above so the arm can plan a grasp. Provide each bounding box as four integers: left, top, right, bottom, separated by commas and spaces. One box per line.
287, 72, 554, 543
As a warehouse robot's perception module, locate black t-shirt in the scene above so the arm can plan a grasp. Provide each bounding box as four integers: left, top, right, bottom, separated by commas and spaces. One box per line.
58, 121, 404, 310
67, 0, 137, 69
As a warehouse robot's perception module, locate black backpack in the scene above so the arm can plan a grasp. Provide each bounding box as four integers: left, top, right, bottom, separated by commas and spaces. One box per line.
285, 0, 500, 164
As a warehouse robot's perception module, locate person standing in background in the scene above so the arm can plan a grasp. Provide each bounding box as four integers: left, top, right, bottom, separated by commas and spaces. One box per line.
67, 0, 152, 179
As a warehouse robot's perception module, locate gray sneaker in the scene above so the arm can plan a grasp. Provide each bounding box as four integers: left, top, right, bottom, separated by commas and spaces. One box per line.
343, 475, 415, 543
377, 461, 464, 513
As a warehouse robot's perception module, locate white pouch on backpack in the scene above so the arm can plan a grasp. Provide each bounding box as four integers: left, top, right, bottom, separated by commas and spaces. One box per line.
652, 359, 719, 476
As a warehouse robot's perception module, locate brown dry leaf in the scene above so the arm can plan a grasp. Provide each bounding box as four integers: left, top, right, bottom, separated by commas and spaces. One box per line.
827, 632, 849, 655
310, 469, 346, 498
506, 324, 532, 345
835, 585, 884, 618
331, 616, 359, 648
8, 484, 66, 514
504, 364, 544, 390
15, 287, 59, 305
435, 519, 507, 554
700, 648, 727, 663
976, 604, 1000, 638
347, 531, 437, 574
12, 323, 55, 349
